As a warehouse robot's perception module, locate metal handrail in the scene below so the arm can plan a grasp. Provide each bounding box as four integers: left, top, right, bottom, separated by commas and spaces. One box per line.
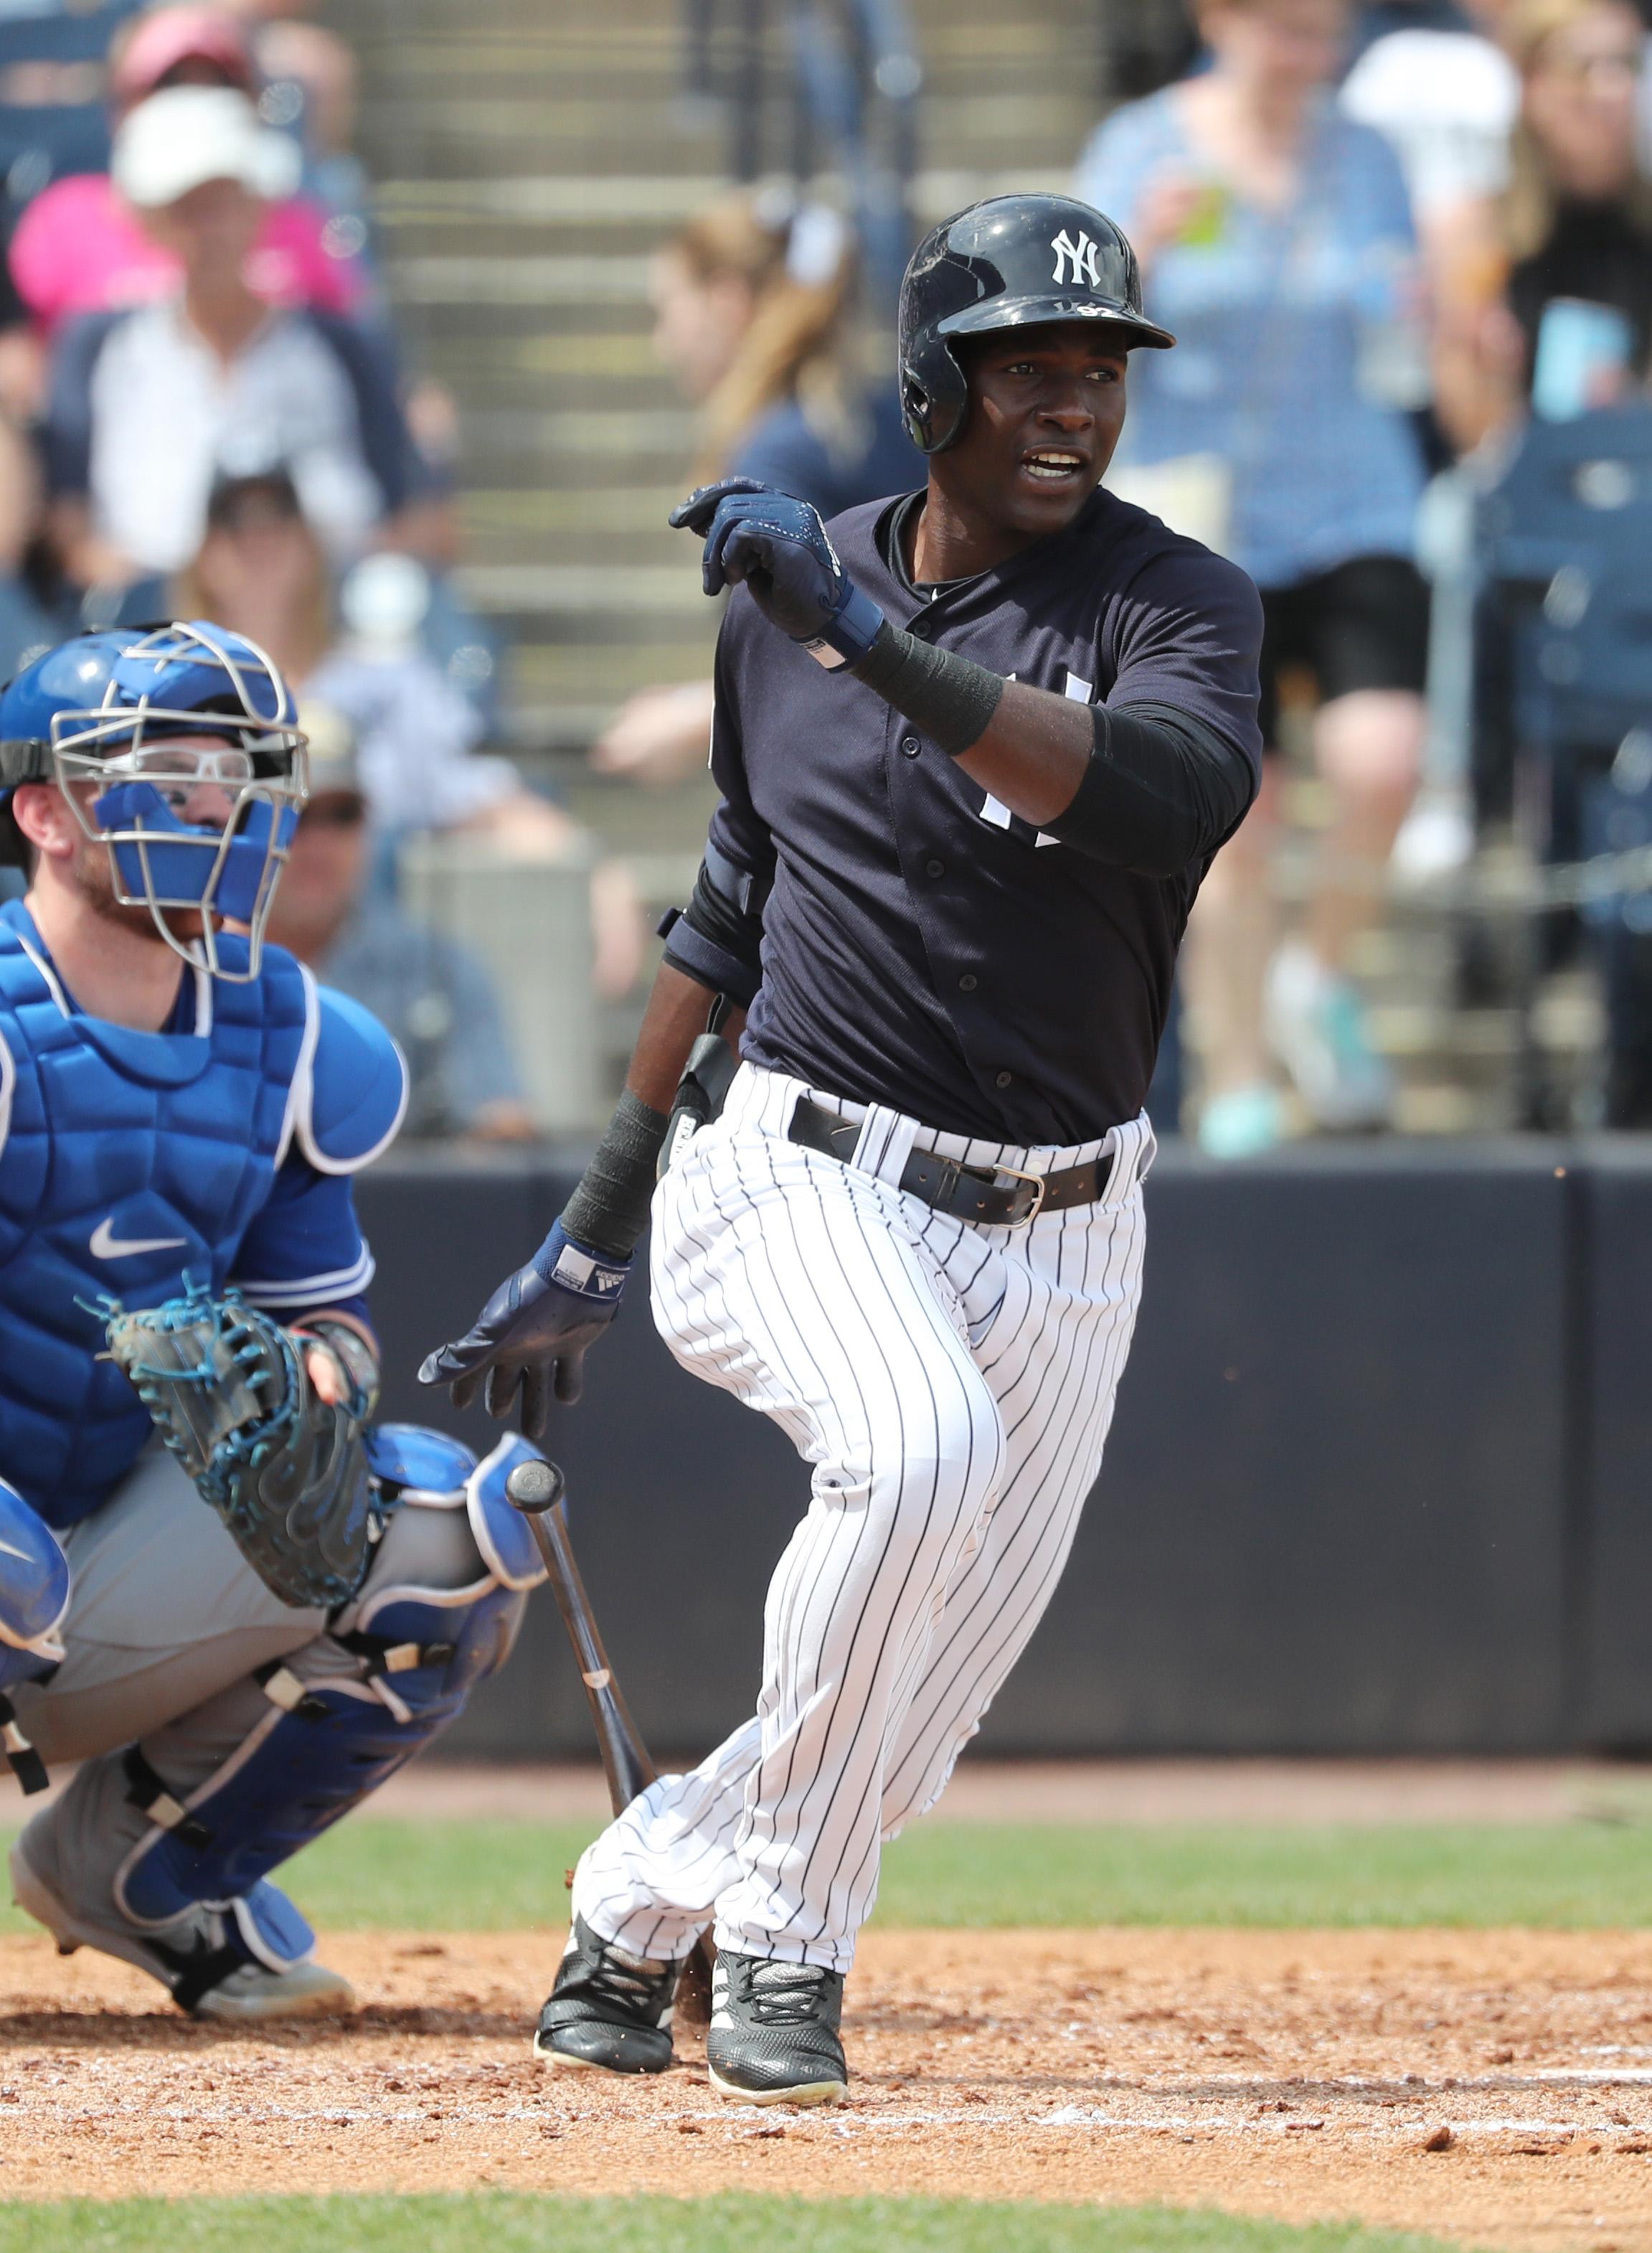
681, 0, 920, 312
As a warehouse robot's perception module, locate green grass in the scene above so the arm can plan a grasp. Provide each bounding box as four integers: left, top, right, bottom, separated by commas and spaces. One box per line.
873, 1819, 1652, 1929
5, 1818, 1648, 1934
0, 2196, 1486, 2253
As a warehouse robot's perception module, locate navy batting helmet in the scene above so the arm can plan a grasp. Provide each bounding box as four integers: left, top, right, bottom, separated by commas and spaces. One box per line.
898, 194, 1174, 455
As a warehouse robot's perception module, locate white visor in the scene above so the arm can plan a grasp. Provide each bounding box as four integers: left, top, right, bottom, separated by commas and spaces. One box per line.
113, 86, 302, 212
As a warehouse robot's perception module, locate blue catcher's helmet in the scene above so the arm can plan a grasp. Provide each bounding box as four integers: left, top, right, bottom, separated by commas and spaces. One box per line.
0, 621, 308, 981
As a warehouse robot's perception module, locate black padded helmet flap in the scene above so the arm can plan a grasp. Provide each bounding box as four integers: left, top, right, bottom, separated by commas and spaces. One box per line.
898, 194, 1174, 454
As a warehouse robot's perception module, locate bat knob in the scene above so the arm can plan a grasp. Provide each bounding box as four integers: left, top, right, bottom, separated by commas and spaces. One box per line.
506, 1456, 565, 1515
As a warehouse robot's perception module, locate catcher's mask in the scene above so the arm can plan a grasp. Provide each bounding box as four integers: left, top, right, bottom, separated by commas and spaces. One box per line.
0, 621, 308, 982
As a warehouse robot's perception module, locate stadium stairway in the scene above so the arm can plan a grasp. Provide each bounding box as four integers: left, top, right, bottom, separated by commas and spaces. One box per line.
326, 0, 1585, 1134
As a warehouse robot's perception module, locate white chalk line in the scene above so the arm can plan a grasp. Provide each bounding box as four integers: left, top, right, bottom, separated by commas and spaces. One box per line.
4, 2098, 1648, 2145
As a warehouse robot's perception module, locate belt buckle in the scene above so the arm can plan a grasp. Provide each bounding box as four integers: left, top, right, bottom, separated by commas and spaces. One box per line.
993, 1162, 1047, 1228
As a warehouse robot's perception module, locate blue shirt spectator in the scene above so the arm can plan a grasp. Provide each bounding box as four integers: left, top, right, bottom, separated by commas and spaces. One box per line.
1075, 89, 1428, 588
263, 725, 534, 1142
318, 895, 531, 1140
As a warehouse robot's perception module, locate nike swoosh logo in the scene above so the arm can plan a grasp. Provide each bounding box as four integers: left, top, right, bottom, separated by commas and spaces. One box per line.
90, 1218, 189, 1261
0, 1537, 32, 1562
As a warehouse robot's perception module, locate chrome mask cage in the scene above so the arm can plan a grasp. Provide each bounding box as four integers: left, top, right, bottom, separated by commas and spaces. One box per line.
46, 624, 309, 983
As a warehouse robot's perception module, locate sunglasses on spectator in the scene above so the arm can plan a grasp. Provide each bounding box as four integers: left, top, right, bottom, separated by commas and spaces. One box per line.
300, 796, 367, 829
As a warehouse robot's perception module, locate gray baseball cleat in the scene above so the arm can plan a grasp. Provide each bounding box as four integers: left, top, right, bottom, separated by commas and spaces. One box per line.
9, 1837, 354, 2021
534, 1913, 679, 2074
706, 1948, 848, 2105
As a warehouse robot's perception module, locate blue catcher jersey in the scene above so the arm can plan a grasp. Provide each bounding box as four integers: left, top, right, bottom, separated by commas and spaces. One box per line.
0, 902, 406, 1528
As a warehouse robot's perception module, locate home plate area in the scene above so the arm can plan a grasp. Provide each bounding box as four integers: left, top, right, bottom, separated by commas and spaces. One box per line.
1, 1928, 1650, 2250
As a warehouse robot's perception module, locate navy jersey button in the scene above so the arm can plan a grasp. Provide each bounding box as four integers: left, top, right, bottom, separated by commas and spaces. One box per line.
926, 858, 945, 879
900, 735, 921, 757
995, 1070, 1012, 1088
958, 974, 978, 992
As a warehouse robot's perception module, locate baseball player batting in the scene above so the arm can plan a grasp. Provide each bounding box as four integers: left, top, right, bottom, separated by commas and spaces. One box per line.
0, 621, 547, 2020
424, 194, 1264, 2104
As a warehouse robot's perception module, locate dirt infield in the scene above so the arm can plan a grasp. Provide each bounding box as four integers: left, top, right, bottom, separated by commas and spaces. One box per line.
4, 1928, 1651, 2251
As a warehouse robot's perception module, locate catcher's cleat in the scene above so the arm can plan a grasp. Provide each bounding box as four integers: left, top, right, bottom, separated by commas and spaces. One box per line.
534, 1913, 678, 2074
706, 1949, 848, 2106
9, 1838, 354, 2021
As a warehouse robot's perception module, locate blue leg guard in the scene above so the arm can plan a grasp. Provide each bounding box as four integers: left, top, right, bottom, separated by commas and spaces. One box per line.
0, 1477, 70, 1795
110, 1430, 547, 1941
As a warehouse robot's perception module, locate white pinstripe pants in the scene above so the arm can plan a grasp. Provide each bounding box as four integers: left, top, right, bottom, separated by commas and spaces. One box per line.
575, 1063, 1153, 1974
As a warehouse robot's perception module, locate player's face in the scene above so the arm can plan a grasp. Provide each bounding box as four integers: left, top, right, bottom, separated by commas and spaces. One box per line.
949, 325, 1129, 537
61, 735, 253, 942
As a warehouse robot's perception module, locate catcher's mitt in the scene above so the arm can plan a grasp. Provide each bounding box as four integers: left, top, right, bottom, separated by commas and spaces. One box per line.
105, 1287, 382, 1609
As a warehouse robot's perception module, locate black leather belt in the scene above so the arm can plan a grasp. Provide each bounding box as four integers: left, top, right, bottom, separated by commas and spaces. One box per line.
788, 1096, 1110, 1228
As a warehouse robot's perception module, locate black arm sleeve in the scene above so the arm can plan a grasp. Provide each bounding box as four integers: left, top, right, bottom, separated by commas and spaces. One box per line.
849, 621, 1006, 756
1041, 701, 1259, 878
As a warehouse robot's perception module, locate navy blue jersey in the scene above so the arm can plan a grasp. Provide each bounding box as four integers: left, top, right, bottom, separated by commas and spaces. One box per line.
707, 484, 1262, 1144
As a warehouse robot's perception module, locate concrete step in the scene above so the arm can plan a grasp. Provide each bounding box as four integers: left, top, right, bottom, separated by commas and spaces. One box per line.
366, 95, 1090, 169
456, 561, 704, 616
456, 397, 691, 451
371, 164, 1075, 253
510, 635, 717, 704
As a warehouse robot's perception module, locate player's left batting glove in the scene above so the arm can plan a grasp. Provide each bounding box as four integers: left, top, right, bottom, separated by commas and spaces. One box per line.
417, 1221, 630, 1440
671, 477, 885, 669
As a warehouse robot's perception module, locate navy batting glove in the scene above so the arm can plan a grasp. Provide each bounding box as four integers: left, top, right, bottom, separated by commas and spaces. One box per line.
669, 478, 885, 669
418, 1221, 630, 1441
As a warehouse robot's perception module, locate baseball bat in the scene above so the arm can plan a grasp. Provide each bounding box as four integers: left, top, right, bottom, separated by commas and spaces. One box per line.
506, 1456, 714, 2027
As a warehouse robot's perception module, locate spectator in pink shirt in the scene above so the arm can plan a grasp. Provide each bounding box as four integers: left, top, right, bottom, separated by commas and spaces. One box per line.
6, 4, 363, 341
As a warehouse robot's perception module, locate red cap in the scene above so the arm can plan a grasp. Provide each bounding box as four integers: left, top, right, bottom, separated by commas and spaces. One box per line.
111, 8, 256, 110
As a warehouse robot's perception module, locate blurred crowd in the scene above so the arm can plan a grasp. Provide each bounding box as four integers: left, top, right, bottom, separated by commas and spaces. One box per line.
5, 0, 1651, 1147
1070, 0, 1652, 1149
0, 0, 643, 1142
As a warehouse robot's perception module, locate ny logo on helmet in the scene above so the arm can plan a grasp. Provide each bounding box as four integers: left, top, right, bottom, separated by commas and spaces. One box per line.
1051, 228, 1103, 290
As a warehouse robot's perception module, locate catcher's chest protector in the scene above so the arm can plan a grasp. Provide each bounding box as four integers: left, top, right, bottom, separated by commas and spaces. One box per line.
0, 909, 310, 1528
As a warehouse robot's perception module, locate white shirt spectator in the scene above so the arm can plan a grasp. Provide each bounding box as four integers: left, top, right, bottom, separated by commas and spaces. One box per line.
44, 298, 417, 577
1341, 27, 1521, 216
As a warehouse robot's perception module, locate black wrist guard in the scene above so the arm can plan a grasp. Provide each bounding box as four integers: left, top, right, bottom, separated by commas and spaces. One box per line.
850, 621, 1006, 758
561, 1088, 669, 1261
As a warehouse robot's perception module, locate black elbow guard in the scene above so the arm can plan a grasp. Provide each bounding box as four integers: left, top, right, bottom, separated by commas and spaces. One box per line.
659, 840, 767, 1007
662, 918, 761, 1008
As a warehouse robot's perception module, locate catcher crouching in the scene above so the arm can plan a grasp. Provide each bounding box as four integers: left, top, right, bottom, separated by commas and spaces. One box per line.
0, 623, 545, 2020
